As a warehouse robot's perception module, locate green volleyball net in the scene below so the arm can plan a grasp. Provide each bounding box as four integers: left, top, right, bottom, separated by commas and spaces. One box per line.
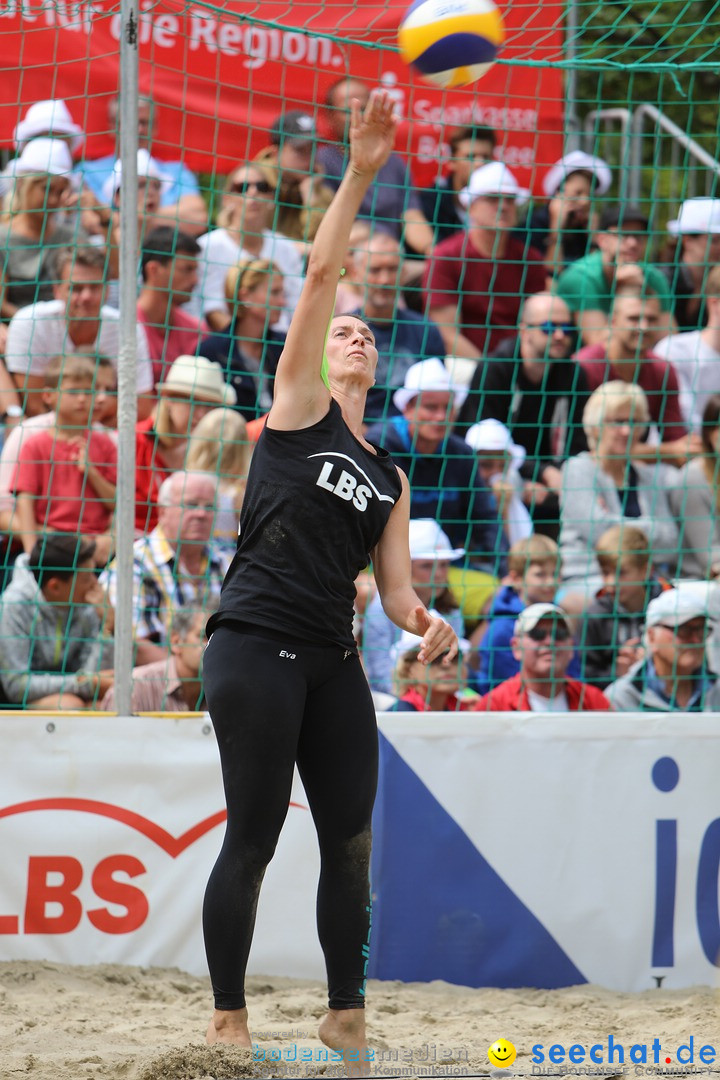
0, 0, 718, 708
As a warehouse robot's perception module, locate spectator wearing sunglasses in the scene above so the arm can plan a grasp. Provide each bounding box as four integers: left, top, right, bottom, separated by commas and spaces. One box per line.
472, 603, 611, 712
606, 588, 720, 711
456, 292, 589, 539
252, 111, 334, 255
190, 163, 304, 335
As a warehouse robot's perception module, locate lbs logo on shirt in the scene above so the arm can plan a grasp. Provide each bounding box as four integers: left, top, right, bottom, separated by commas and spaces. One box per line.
310, 452, 396, 513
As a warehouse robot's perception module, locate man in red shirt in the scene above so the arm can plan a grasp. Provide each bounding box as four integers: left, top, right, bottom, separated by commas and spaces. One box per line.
574, 289, 701, 465
473, 604, 611, 712
137, 226, 208, 389
423, 161, 546, 359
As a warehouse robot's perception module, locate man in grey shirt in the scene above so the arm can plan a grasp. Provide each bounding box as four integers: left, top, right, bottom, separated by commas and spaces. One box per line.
606, 588, 720, 711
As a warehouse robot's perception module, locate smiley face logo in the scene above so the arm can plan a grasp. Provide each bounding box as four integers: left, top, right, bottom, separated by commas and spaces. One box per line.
488, 1039, 517, 1068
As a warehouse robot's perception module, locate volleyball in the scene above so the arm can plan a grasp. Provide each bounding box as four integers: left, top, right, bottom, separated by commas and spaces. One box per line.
398, 0, 505, 88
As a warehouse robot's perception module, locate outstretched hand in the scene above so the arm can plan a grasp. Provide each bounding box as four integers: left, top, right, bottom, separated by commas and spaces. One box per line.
348, 91, 397, 178
408, 605, 459, 666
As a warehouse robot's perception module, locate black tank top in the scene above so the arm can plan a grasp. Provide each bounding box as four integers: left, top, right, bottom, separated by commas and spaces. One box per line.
208, 399, 402, 650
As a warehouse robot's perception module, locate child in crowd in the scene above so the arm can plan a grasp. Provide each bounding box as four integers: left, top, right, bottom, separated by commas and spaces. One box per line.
185, 407, 253, 548
0, 354, 117, 537
473, 534, 564, 695
11, 355, 117, 563
390, 628, 473, 712
579, 524, 671, 689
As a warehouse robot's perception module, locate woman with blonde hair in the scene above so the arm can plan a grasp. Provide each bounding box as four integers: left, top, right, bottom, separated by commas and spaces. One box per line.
559, 380, 679, 588
199, 257, 286, 419
0, 138, 84, 319
186, 408, 253, 546
192, 162, 303, 333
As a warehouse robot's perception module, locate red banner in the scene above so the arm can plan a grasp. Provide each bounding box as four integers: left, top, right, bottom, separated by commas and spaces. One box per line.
0, 0, 565, 189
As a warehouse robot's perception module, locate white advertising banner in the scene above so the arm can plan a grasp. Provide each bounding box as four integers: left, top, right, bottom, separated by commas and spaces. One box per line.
0, 712, 718, 991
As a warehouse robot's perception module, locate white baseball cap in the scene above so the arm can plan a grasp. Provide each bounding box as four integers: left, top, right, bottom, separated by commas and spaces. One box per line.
103, 148, 170, 204
464, 418, 526, 470
459, 162, 530, 209
408, 518, 465, 561
9, 137, 74, 177
667, 198, 720, 236
514, 603, 571, 637
14, 99, 84, 153
393, 358, 468, 414
645, 589, 712, 629
542, 151, 612, 198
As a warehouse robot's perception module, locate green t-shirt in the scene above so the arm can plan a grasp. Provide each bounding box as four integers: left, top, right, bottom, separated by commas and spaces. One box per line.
555, 250, 673, 314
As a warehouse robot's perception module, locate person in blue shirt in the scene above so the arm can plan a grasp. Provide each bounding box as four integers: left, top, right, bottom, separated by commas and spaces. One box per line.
79, 96, 207, 237
365, 358, 508, 623
473, 534, 581, 694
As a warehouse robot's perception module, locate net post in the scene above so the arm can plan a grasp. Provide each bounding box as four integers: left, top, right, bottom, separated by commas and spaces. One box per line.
114, 0, 140, 717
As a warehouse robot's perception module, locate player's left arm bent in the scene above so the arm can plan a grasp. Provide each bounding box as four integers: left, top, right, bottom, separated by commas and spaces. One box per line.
371, 469, 458, 665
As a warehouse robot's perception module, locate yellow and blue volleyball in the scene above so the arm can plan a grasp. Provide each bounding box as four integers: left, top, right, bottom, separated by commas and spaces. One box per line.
398, 0, 505, 88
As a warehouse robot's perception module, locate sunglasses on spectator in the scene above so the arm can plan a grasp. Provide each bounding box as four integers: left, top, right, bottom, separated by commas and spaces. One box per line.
230, 179, 272, 195
525, 321, 576, 336
658, 620, 708, 641
526, 623, 572, 643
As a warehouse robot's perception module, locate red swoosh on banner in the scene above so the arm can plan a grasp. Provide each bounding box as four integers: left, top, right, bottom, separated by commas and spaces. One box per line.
0, 798, 307, 858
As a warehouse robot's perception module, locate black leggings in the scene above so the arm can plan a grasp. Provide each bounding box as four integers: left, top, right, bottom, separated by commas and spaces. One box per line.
202, 624, 378, 1011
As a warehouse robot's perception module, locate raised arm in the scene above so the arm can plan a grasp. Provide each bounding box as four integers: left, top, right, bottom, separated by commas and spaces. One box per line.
269, 93, 396, 429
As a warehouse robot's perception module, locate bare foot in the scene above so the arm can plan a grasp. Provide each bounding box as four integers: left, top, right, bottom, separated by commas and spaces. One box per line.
206, 1007, 252, 1046
319, 1009, 371, 1077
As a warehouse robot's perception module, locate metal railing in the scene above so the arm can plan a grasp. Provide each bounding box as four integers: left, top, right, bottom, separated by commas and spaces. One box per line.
581, 105, 720, 216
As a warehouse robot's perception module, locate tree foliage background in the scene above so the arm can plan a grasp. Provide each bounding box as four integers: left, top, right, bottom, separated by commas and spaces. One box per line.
570, 0, 720, 212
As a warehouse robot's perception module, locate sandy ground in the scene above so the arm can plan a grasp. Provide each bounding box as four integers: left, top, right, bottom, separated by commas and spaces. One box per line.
0, 962, 718, 1080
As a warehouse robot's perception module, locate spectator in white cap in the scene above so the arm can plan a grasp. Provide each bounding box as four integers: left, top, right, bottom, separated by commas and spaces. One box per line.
423, 160, 546, 359
525, 150, 611, 273
389, 624, 472, 712
472, 603, 612, 712
606, 587, 720, 711
658, 197, 720, 331
14, 99, 84, 154
0, 138, 85, 319
103, 148, 169, 221
0, 100, 84, 204
465, 419, 532, 547
79, 94, 207, 237
135, 354, 236, 535
362, 517, 466, 694
365, 358, 508, 609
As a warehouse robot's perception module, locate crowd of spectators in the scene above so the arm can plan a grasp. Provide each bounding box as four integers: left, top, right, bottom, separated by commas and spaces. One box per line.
1, 87, 720, 713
